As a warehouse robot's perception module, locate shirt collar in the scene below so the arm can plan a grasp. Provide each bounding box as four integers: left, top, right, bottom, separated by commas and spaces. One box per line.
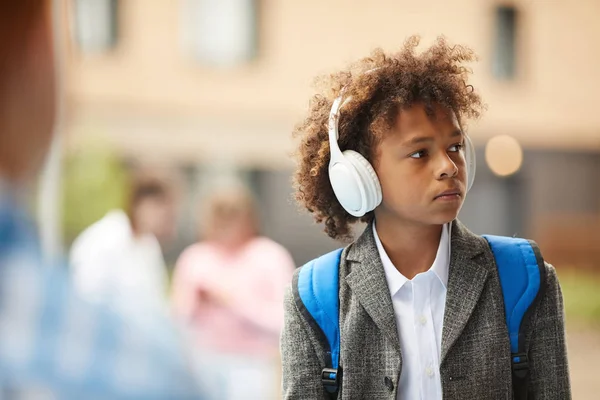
431, 222, 451, 288
373, 221, 451, 297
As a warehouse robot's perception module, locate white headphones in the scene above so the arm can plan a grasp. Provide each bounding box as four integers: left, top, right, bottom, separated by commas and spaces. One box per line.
328, 93, 477, 217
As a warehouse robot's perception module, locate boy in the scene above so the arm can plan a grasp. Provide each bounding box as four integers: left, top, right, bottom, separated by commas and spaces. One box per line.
281, 37, 570, 399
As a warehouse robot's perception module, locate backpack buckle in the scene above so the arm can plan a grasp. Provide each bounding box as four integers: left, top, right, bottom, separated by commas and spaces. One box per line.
322, 368, 342, 392
511, 353, 530, 380
511, 353, 529, 370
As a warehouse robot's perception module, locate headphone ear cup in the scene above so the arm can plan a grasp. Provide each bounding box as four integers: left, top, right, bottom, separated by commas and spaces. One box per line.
464, 135, 476, 192
343, 150, 382, 214
329, 158, 364, 216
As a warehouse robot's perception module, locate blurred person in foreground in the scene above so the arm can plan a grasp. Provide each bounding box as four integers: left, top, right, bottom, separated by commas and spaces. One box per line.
70, 176, 174, 316
0, 1, 202, 397
171, 184, 295, 399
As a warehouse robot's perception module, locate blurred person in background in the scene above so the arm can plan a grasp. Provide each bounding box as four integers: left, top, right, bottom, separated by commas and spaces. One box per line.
70, 175, 175, 316
0, 0, 203, 397
171, 184, 295, 399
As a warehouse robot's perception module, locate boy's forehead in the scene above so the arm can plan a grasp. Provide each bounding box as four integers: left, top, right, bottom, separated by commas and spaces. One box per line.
390, 103, 461, 140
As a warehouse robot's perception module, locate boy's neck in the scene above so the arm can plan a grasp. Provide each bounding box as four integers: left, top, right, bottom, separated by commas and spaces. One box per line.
373, 216, 444, 280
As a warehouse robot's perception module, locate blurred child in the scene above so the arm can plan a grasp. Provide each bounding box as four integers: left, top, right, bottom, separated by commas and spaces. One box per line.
70, 176, 176, 316
172, 184, 295, 399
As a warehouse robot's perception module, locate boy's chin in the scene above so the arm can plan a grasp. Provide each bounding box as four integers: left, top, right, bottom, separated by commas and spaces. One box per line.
429, 209, 461, 225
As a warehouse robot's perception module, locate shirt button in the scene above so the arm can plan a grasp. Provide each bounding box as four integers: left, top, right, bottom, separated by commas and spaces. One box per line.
425, 367, 434, 378
419, 315, 427, 325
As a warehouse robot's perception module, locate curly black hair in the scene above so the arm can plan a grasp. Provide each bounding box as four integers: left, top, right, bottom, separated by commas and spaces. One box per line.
292, 36, 485, 242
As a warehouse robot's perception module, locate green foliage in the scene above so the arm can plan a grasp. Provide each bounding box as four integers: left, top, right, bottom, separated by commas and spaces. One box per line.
559, 269, 600, 329
62, 138, 129, 243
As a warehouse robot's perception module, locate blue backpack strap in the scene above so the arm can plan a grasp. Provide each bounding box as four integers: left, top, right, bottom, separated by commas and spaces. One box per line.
482, 235, 547, 400
292, 248, 344, 396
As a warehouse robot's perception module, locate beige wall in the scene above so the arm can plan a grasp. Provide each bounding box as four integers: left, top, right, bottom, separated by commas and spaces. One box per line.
64, 0, 600, 166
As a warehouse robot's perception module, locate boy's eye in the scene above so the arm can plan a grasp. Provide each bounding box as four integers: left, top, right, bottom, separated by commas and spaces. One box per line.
448, 143, 464, 152
410, 150, 428, 159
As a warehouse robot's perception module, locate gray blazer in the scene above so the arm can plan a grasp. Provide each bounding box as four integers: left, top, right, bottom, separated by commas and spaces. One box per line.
281, 220, 571, 399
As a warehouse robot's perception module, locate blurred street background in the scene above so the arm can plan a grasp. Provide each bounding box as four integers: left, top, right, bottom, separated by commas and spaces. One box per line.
34, 0, 600, 398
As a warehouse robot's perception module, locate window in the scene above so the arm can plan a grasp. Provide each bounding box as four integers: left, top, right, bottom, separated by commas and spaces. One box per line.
72, 0, 119, 53
492, 5, 517, 80
181, 0, 259, 67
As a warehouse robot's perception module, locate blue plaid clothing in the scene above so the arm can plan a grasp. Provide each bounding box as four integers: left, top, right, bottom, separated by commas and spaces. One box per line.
0, 191, 203, 399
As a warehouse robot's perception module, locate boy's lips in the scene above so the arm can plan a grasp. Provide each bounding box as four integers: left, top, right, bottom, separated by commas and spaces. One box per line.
434, 188, 462, 200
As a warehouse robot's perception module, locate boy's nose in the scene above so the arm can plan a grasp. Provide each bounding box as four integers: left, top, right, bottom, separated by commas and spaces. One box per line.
437, 154, 459, 179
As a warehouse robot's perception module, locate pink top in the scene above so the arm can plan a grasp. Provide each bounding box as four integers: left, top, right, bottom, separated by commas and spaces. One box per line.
171, 237, 295, 357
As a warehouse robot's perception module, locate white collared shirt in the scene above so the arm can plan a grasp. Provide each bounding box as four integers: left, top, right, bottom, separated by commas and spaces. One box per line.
373, 222, 451, 400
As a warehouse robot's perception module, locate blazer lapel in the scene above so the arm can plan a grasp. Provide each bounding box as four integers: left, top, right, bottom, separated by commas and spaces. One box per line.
441, 220, 494, 363
344, 224, 401, 354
